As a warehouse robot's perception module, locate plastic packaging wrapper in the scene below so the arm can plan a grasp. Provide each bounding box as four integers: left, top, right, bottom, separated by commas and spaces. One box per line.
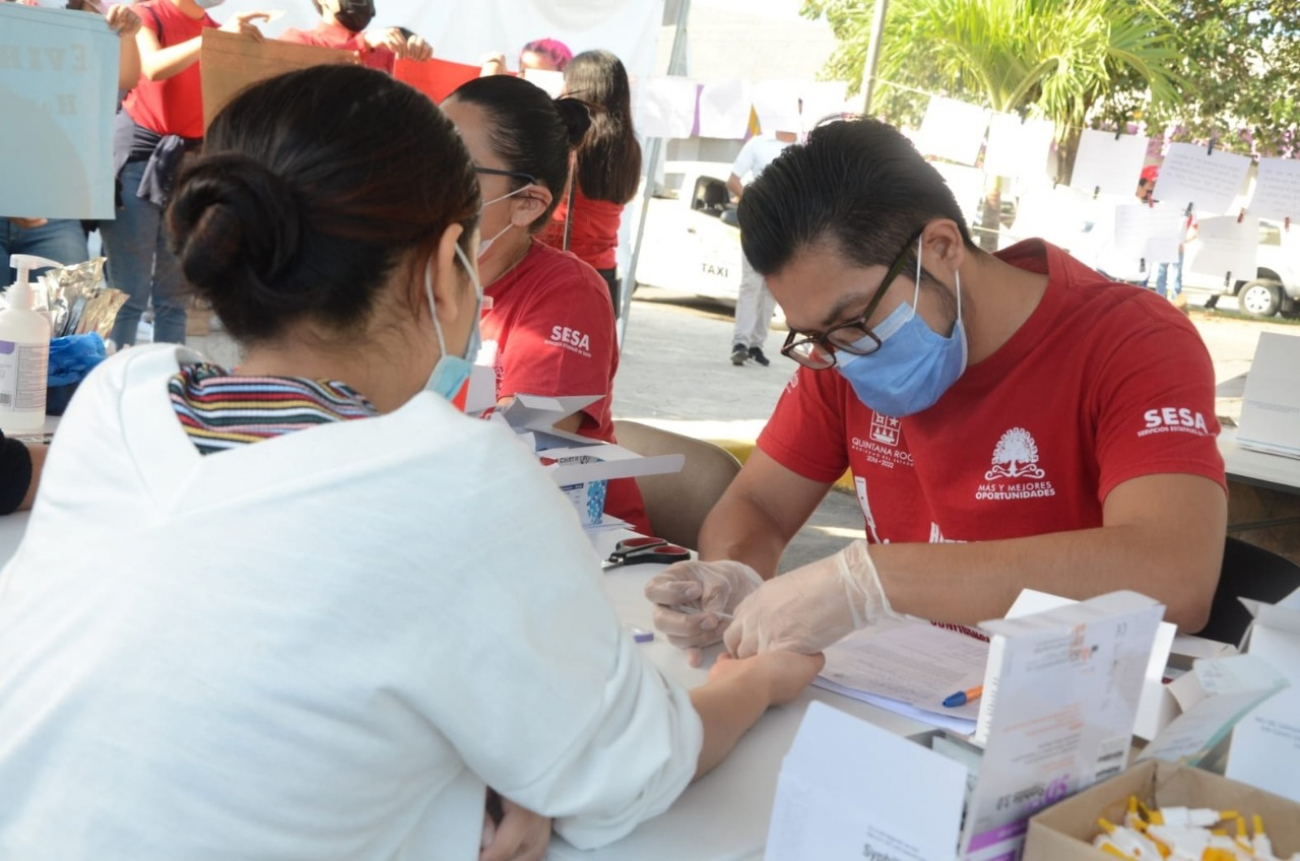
35, 257, 128, 343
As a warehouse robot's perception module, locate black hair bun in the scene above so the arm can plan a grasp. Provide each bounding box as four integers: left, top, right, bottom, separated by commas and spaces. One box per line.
553, 96, 593, 148
168, 153, 303, 298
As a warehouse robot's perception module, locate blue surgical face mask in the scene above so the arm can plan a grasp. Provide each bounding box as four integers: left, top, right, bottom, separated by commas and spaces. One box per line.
834, 237, 968, 418
194, 0, 224, 8
424, 244, 483, 406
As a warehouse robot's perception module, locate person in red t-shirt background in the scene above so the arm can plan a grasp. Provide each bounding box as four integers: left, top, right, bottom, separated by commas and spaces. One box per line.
279, 0, 432, 74
442, 75, 652, 536
539, 50, 642, 320
99, 0, 266, 347
647, 117, 1228, 659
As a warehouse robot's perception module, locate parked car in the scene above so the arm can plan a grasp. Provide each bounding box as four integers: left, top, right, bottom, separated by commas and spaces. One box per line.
634, 161, 744, 304
1181, 221, 1300, 319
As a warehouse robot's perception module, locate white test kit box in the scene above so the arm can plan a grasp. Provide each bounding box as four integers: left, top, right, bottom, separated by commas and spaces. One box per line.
766, 591, 1166, 861
499, 394, 684, 527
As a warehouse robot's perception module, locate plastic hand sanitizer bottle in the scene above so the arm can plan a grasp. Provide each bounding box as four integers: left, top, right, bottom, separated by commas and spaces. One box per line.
0, 255, 57, 432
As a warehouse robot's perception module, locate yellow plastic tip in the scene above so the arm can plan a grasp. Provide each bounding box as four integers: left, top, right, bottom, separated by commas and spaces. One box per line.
1129, 797, 1139, 814
1253, 814, 1266, 835
1148, 811, 1165, 826
1236, 816, 1247, 836
1099, 844, 1134, 860
1219, 810, 1238, 821
1098, 818, 1118, 834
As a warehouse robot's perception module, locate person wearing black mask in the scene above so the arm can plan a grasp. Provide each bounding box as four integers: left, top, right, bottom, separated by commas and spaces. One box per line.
280, 0, 432, 74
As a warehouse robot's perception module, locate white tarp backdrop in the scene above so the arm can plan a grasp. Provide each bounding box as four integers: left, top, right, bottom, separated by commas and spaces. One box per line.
205, 0, 666, 86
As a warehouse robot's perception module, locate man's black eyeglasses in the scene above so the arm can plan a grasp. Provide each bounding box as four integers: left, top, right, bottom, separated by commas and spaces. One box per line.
780, 229, 924, 370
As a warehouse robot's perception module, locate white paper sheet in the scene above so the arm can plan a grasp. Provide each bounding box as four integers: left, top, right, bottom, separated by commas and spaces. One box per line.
1153, 142, 1253, 215
983, 114, 1055, 183
766, 702, 968, 861
1185, 215, 1259, 285
1238, 332, 1300, 458
1007, 185, 1093, 248
1249, 157, 1300, 222
751, 79, 802, 135
1113, 203, 1188, 266
916, 96, 992, 166
930, 161, 987, 229
1070, 129, 1150, 198
522, 67, 565, 99
812, 677, 978, 735
799, 79, 854, 129
0, 5, 119, 220
696, 79, 751, 139
815, 620, 986, 732
638, 76, 697, 139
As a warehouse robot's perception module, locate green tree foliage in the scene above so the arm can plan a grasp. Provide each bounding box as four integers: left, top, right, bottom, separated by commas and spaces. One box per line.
1134, 0, 1299, 158
802, 0, 1179, 130
802, 0, 1181, 247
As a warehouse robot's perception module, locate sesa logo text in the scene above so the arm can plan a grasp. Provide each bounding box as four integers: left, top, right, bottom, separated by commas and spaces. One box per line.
1139, 407, 1209, 438
549, 325, 592, 357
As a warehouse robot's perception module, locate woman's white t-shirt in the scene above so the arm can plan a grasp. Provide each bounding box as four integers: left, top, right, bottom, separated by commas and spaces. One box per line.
0, 345, 702, 859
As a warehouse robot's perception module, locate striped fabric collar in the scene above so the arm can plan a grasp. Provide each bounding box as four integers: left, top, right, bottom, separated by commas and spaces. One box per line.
168, 362, 379, 455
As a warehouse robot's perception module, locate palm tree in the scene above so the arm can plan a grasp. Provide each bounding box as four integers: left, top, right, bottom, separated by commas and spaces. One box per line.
807, 0, 1181, 248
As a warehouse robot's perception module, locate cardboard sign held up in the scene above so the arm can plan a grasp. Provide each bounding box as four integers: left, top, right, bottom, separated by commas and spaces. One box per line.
200, 30, 358, 130
393, 58, 480, 104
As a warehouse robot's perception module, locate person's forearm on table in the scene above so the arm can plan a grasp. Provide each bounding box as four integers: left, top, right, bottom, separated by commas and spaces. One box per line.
687, 669, 780, 779
697, 492, 794, 580
873, 522, 1221, 632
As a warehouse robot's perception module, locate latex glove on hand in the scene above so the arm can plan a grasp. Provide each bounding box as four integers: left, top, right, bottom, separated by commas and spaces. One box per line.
724, 539, 901, 658
644, 559, 763, 650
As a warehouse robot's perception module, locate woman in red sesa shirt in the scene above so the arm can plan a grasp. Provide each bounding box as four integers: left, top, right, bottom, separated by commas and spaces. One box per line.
443, 76, 652, 536
539, 50, 642, 320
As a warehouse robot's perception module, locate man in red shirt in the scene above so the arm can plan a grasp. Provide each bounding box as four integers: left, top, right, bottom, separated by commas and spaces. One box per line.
647, 118, 1227, 657
280, 0, 431, 74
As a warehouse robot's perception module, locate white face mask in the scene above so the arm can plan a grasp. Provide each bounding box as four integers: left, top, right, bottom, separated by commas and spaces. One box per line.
477, 184, 534, 262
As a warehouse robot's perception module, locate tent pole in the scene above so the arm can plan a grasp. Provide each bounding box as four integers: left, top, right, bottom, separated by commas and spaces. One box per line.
619, 0, 690, 344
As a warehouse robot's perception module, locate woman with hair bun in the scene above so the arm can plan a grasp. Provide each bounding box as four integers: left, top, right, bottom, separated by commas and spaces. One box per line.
540, 50, 642, 318
0, 65, 822, 861
444, 75, 651, 535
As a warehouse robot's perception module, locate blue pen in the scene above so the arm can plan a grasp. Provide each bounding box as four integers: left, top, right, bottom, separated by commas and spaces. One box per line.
942, 685, 983, 708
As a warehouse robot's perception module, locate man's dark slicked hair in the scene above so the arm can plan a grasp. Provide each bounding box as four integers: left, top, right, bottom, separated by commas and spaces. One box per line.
738, 118, 977, 277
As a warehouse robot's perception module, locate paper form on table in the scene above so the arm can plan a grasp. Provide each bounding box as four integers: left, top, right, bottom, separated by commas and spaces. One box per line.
812, 618, 987, 735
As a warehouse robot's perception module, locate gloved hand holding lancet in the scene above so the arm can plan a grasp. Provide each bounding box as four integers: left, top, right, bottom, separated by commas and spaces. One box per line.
724, 539, 902, 658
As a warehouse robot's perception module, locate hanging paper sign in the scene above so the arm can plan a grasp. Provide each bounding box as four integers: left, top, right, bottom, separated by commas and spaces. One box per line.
0, 4, 119, 220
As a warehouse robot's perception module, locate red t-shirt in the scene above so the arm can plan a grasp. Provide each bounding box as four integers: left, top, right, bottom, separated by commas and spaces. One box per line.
479, 241, 650, 534
758, 240, 1226, 545
279, 22, 394, 73
540, 187, 624, 272
121, 1, 216, 140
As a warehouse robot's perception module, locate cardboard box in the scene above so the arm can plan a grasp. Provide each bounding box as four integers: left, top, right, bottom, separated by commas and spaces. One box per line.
1024, 760, 1300, 860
